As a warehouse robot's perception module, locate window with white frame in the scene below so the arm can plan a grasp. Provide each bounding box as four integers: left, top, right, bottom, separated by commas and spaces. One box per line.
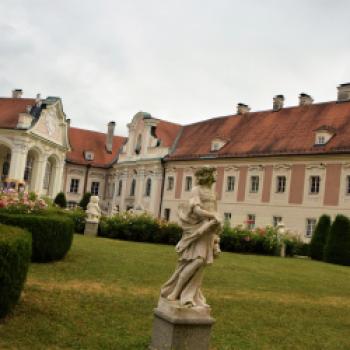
224, 212, 232, 222
117, 180, 122, 196
164, 208, 171, 221
309, 176, 320, 194
250, 176, 259, 193
69, 178, 79, 193
145, 178, 152, 197
226, 176, 235, 192
316, 136, 326, 145
346, 176, 350, 195
305, 218, 317, 238
91, 181, 100, 196
247, 214, 256, 230
276, 176, 286, 193
167, 176, 174, 191
273, 216, 282, 227
185, 176, 192, 192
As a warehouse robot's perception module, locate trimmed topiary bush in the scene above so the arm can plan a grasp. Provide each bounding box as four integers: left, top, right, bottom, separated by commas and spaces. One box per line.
0, 224, 32, 318
54, 192, 67, 208
66, 208, 86, 234
0, 212, 73, 262
79, 192, 91, 210
310, 214, 331, 261
324, 214, 350, 266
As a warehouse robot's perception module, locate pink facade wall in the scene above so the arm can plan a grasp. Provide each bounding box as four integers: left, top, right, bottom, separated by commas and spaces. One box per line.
237, 166, 248, 202
215, 167, 225, 200
175, 168, 184, 199
323, 164, 341, 206
288, 164, 305, 204
261, 165, 273, 203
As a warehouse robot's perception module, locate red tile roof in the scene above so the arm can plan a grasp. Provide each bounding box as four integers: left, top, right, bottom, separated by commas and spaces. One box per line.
167, 101, 350, 160
67, 127, 126, 168
0, 98, 36, 128
155, 119, 182, 148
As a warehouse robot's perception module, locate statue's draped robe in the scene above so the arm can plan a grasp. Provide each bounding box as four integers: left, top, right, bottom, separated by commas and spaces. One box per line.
161, 186, 220, 306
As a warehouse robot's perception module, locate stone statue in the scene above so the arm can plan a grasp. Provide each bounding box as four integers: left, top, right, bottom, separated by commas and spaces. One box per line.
160, 167, 222, 308
277, 221, 286, 257
86, 195, 101, 223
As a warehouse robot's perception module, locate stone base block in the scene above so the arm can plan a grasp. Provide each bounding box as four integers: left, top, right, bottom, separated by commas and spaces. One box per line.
150, 298, 215, 350
84, 221, 98, 237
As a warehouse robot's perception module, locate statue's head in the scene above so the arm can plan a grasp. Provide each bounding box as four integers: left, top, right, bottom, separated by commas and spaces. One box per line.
195, 167, 216, 187
90, 195, 99, 204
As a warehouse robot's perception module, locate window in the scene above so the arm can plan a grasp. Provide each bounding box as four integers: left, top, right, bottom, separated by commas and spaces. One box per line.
224, 212, 232, 222
185, 176, 192, 192
250, 176, 259, 193
84, 151, 94, 161
316, 136, 326, 145
247, 214, 256, 230
145, 178, 152, 197
91, 181, 100, 196
130, 179, 136, 196
24, 156, 34, 182
167, 176, 174, 191
69, 178, 79, 193
309, 176, 320, 194
212, 143, 220, 151
117, 180, 122, 196
226, 176, 235, 192
346, 176, 350, 195
276, 176, 286, 193
273, 216, 282, 227
306, 218, 317, 238
164, 208, 171, 221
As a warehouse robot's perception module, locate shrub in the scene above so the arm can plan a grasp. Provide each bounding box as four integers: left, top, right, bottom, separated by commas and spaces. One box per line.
0, 212, 74, 262
99, 212, 182, 244
0, 224, 31, 318
66, 208, 86, 234
310, 214, 331, 261
324, 214, 350, 266
54, 192, 67, 208
79, 193, 91, 210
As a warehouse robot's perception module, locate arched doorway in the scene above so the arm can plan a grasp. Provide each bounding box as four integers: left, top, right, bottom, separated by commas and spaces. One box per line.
24, 148, 40, 192
0, 144, 12, 188
42, 155, 59, 197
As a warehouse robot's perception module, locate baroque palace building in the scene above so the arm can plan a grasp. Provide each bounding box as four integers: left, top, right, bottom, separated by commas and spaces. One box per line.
2, 84, 350, 239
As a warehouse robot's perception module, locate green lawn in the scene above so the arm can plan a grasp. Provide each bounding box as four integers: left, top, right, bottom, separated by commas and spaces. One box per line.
1, 235, 350, 350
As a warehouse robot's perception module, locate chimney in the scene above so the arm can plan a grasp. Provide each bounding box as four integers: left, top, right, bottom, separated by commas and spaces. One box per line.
12, 89, 23, 98
273, 95, 284, 111
35, 93, 42, 107
106, 121, 116, 153
337, 83, 350, 102
237, 103, 250, 115
299, 93, 313, 106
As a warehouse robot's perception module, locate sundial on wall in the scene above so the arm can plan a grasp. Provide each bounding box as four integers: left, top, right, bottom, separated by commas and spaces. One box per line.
45, 110, 57, 136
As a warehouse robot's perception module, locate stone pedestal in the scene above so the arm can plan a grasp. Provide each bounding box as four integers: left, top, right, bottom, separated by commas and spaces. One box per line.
150, 298, 215, 350
84, 221, 98, 237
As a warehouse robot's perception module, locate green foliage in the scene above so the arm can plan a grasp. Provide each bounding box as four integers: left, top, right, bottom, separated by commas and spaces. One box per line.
324, 214, 350, 266
0, 224, 31, 318
28, 192, 37, 201
79, 193, 91, 210
0, 212, 74, 262
65, 208, 86, 234
99, 212, 182, 244
310, 215, 331, 261
54, 192, 67, 208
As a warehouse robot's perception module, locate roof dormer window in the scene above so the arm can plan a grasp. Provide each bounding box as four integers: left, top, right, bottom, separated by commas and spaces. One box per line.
211, 137, 227, 152
84, 151, 94, 161
313, 126, 336, 146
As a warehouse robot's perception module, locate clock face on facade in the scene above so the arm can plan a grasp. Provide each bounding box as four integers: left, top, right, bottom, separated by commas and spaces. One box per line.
46, 110, 57, 136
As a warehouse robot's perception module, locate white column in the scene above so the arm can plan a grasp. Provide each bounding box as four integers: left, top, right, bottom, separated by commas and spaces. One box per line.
52, 161, 64, 198
135, 167, 146, 208
150, 168, 163, 216
33, 155, 48, 195
119, 169, 129, 211
8, 142, 28, 181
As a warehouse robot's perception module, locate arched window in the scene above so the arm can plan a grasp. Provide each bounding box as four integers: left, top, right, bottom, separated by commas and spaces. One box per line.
145, 178, 152, 197
130, 178, 136, 196
135, 134, 142, 154
117, 180, 123, 196
24, 155, 34, 182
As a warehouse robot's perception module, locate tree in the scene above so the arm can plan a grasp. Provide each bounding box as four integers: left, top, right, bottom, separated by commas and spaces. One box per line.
324, 214, 350, 266
54, 192, 67, 208
79, 192, 91, 210
310, 214, 331, 261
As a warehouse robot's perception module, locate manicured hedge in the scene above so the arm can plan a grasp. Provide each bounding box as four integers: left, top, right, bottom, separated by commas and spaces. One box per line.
0, 212, 74, 262
310, 214, 331, 261
0, 224, 32, 318
324, 214, 350, 266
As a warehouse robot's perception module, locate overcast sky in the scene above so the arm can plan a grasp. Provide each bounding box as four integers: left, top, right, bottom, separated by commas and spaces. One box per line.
1, 0, 350, 136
